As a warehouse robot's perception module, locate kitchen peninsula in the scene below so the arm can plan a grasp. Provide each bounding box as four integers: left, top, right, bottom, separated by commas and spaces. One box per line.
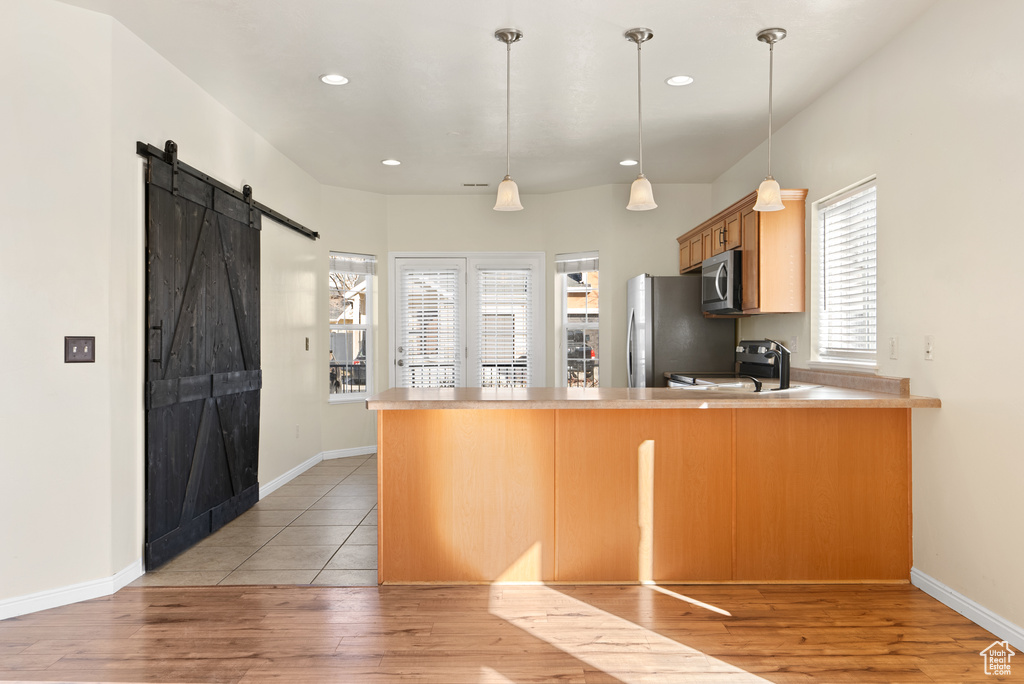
368, 381, 939, 585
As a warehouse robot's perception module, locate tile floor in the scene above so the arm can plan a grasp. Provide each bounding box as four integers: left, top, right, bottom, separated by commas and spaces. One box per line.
130, 454, 378, 587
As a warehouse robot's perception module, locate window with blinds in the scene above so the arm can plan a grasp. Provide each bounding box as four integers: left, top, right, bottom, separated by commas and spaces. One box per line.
816, 181, 877, 363
329, 252, 375, 400
477, 269, 532, 388
398, 268, 461, 388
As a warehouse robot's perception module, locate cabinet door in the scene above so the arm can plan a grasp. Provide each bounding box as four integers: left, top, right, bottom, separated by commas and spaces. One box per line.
710, 219, 726, 256
734, 409, 911, 581
725, 211, 742, 250
678, 244, 690, 273
741, 207, 759, 311
554, 409, 734, 582
690, 235, 703, 266
702, 229, 713, 261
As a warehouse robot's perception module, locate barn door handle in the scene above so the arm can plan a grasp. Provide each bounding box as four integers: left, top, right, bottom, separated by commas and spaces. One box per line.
149, 324, 163, 365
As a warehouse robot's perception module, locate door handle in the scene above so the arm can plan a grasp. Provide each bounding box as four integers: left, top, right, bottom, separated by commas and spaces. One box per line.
397, 359, 405, 367
714, 263, 727, 301
626, 311, 635, 388
149, 324, 163, 364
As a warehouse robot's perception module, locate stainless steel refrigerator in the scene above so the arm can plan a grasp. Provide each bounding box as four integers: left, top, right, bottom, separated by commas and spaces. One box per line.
626, 274, 736, 387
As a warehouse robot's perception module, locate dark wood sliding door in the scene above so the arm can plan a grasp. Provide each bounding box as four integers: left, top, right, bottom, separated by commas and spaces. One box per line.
144, 155, 261, 569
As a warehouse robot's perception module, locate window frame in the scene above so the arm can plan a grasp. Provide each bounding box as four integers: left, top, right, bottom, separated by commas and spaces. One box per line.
810, 177, 878, 371
329, 252, 375, 403
555, 251, 599, 388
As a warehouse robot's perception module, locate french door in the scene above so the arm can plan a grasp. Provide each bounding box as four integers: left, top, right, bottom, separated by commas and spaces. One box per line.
394, 258, 466, 387
392, 254, 544, 388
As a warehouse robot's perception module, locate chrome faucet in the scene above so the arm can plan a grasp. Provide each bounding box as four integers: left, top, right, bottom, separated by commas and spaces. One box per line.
763, 340, 791, 390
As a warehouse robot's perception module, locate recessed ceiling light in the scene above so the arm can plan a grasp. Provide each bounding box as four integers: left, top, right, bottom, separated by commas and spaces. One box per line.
381, 159, 401, 166
320, 73, 349, 85
665, 75, 694, 87
620, 159, 639, 166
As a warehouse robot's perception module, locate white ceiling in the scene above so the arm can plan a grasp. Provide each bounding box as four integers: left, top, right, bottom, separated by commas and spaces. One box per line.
61, 0, 934, 195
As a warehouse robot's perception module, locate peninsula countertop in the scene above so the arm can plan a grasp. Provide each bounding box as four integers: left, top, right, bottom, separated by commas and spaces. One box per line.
366, 385, 941, 410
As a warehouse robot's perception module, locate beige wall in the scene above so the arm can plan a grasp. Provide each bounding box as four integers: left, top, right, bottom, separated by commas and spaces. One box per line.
318, 186, 389, 451
713, 0, 1024, 629
0, 0, 115, 599
0, 0, 335, 602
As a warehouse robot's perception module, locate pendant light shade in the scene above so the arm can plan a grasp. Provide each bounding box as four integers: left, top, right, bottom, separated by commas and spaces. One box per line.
753, 177, 783, 212
494, 175, 523, 211
627, 175, 656, 211
754, 27, 787, 212
625, 28, 656, 211
494, 28, 524, 212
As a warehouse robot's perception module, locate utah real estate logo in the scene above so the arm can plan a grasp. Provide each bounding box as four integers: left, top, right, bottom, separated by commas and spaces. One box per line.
980, 640, 1015, 676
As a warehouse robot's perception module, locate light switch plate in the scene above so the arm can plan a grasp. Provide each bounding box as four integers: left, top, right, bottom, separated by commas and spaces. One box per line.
65, 336, 96, 363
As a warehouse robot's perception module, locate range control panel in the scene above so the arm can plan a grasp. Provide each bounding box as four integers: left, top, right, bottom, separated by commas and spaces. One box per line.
736, 339, 783, 377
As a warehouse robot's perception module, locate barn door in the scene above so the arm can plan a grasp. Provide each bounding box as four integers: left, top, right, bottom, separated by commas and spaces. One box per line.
144, 154, 261, 569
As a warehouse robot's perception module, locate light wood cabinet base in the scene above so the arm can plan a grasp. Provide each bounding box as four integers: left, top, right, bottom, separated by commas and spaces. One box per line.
378, 408, 911, 584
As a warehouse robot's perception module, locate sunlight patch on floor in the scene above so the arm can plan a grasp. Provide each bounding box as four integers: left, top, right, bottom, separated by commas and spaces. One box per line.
643, 582, 733, 617
488, 584, 768, 683
478, 666, 516, 683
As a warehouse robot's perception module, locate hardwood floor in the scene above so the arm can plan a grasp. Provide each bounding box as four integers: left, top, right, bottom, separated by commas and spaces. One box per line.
0, 583, 1016, 683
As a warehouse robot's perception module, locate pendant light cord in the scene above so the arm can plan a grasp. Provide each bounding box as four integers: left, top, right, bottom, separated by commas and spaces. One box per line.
767, 41, 774, 177
636, 41, 644, 175
506, 41, 512, 178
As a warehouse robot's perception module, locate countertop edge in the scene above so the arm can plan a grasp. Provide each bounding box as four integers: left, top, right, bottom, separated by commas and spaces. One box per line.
366, 393, 941, 411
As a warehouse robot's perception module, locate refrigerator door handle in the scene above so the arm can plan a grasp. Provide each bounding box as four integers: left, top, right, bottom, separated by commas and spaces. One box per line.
626, 310, 635, 388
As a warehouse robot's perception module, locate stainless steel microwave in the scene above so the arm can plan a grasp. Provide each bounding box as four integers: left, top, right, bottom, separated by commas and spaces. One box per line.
701, 249, 743, 313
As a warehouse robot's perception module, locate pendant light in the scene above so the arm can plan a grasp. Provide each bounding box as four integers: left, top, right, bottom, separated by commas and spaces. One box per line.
494, 28, 524, 211
753, 27, 787, 212
625, 28, 657, 211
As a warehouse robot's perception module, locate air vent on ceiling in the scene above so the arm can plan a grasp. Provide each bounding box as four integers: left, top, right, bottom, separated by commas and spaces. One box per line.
463, 183, 490, 187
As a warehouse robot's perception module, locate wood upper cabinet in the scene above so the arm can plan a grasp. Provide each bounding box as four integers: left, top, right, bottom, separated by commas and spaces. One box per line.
677, 189, 807, 314
710, 219, 726, 256
724, 211, 742, 250
689, 235, 702, 265
741, 207, 759, 311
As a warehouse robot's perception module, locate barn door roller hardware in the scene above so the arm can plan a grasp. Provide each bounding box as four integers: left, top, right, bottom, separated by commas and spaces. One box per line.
136, 140, 320, 241
164, 140, 180, 195
243, 184, 255, 230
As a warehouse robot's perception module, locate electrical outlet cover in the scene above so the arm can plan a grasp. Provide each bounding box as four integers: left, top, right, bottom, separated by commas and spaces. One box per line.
65, 336, 96, 363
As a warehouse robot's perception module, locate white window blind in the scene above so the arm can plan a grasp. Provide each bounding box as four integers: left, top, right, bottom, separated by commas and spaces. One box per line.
399, 269, 461, 387
329, 252, 377, 275
477, 269, 532, 388
555, 251, 599, 274
818, 182, 877, 363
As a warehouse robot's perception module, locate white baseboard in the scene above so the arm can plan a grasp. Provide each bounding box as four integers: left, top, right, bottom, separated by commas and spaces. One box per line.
911, 567, 1024, 650
257, 445, 376, 498
0, 557, 144, 621
322, 445, 377, 461
258, 452, 324, 498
